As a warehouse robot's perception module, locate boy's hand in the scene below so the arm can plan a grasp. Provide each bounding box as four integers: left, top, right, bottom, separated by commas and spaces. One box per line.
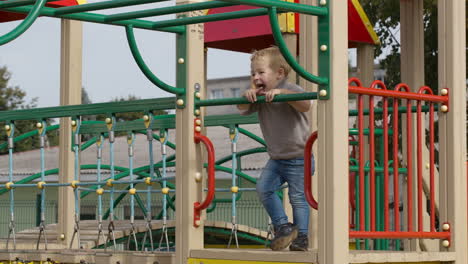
263, 89, 281, 102
243, 88, 258, 103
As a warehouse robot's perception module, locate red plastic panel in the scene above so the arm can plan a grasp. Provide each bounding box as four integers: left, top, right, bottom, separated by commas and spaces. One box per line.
0, 0, 79, 23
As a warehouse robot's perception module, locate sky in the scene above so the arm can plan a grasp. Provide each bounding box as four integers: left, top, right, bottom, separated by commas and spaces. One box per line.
0, 0, 251, 107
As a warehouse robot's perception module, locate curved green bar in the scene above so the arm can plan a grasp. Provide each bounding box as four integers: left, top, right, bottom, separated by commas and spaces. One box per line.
215, 147, 266, 165
214, 164, 257, 184
0, 0, 47, 45
268, 7, 328, 85
125, 25, 185, 95
236, 127, 266, 146
0, 168, 58, 196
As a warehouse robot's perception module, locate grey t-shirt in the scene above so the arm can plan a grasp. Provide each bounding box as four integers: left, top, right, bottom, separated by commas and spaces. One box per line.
240, 80, 310, 159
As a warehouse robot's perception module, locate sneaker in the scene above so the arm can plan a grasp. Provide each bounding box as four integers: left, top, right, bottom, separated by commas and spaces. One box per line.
289, 233, 308, 251
270, 223, 298, 251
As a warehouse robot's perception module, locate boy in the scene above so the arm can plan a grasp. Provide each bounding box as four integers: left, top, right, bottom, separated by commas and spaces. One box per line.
237, 46, 313, 251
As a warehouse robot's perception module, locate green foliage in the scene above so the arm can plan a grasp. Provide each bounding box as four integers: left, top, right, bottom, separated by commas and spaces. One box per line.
360, 0, 441, 91
0, 66, 59, 153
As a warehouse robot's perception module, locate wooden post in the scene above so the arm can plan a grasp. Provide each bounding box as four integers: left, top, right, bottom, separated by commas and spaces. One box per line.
175, 1, 205, 263
317, 1, 348, 263
438, 1, 467, 263
299, 0, 318, 249
400, 0, 427, 251
58, 19, 82, 248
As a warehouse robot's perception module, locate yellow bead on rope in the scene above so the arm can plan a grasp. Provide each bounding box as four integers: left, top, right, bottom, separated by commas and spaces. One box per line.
5, 182, 14, 190
106, 179, 114, 187
129, 188, 137, 195
162, 187, 170, 194
70, 180, 79, 189
145, 177, 152, 185
37, 181, 46, 189
231, 186, 239, 193
96, 188, 104, 195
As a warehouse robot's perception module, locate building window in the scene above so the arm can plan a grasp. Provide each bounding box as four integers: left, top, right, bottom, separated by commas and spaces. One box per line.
211, 89, 224, 99
231, 87, 241, 97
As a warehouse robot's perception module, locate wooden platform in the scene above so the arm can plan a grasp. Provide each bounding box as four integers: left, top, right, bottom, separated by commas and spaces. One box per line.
0, 221, 456, 263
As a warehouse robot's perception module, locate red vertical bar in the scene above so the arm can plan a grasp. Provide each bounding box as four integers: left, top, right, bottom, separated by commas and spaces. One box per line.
358, 94, 365, 231
429, 102, 435, 232
406, 98, 413, 232
417, 101, 423, 232
393, 98, 400, 232
383, 97, 390, 231
369, 95, 375, 231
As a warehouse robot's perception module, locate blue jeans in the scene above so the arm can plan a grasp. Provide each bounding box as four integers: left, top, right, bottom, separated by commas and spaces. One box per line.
256, 157, 315, 235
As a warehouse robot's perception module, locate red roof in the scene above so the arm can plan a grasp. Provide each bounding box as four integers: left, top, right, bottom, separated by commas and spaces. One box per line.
0, 0, 81, 23
205, 0, 379, 53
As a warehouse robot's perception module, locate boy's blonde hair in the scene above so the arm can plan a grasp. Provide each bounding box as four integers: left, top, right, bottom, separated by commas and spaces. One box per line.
251, 46, 292, 77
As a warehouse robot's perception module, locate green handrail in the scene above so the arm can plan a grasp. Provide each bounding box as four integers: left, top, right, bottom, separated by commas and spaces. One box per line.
3, 5, 184, 34
0, 0, 52, 9
0, 97, 175, 121
53, 0, 168, 15
197, 92, 318, 107
268, 7, 328, 85
125, 25, 185, 95
105, 1, 235, 22
0, 0, 46, 45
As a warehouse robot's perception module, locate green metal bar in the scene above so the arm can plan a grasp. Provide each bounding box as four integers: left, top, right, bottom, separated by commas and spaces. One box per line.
205, 113, 258, 127
349, 166, 407, 174
349, 128, 394, 136
0, 0, 46, 45
4, 5, 185, 34
151, 7, 271, 29
0, 0, 55, 9
53, 0, 168, 15
218, 0, 327, 16
175, 27, 187, 108
355, 170, 360, 250
102, 184, 147, 220
197, 92, 318, 107
125, 25, 185, 95
78, 116, 177, 134
0, 97, 175, 121
215, 147, 266, 165
237, 126, 266, 146
214, 165, 257, 185
105, 1, 235, 22
268, 7, 328, 86
317, 1, 330, 99
365, 167, 370, 249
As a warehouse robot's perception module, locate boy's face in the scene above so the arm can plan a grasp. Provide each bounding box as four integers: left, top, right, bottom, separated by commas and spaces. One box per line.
251, 56, 284, 93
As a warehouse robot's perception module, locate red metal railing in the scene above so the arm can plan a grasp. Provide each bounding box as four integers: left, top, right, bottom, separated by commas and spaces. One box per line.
304, 131, 318, 209
193, 118, 216, 227
348, 78, 450, 242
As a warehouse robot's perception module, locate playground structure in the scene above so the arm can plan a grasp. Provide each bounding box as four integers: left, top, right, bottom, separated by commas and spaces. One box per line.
0, 0, 466, 264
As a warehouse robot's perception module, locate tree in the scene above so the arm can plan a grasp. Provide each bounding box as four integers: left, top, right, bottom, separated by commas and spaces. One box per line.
0, 66, 58, 153
360, 0, 441, 91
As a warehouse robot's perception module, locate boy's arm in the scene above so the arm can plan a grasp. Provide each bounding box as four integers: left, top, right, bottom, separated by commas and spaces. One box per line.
265, 89, 311, 112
